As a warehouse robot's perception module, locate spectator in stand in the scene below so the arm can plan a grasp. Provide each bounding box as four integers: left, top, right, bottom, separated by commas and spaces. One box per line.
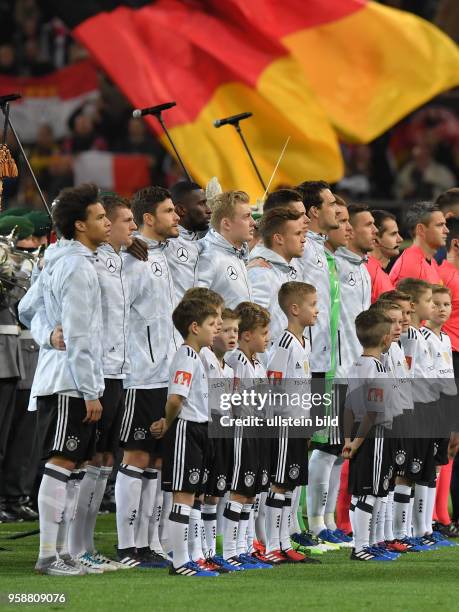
28, 124, 60, 194
118, 117, 165, 184
0, 43, 17, 74
336, 144, 372, 200
395, 143, 455, 201
366, 210, 402, 303
62, 112, 107, 155
389, 201, 448, 285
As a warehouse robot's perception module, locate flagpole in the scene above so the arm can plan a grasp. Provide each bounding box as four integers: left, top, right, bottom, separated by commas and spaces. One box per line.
0, 99, 52, 218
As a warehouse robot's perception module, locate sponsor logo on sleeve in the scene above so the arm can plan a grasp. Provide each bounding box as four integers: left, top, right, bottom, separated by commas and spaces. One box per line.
174, 370, 192, 386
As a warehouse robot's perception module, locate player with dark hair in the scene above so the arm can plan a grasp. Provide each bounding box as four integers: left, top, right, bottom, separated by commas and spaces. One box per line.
168, 181, 211, 300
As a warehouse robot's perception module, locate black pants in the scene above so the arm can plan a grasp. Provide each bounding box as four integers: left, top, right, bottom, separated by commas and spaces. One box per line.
0, 378, 18, 479
1, 389, 39, 500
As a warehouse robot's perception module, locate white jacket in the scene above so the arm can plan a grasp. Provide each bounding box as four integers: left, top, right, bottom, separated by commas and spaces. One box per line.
165, 226, 206, 301
334, 247, 371, 380
123, 235, 179, 389
196, 229, 252, 308
301, 231, 331, 372
18, 241, 104, 403
248, 244, 299, 344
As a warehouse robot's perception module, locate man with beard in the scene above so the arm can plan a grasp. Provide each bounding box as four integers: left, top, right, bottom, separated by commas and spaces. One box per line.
115, 187, 180, 568
168, 182, 211, 301
366, 210, 403, 303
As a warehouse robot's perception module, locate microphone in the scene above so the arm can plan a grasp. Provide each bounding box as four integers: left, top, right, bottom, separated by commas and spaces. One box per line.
213, 112, 252, 128
0, 93, 21, 105
132, 101, 176, 118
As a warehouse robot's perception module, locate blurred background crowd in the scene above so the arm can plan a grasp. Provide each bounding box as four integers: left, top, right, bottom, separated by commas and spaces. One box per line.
0, 0, 459, 212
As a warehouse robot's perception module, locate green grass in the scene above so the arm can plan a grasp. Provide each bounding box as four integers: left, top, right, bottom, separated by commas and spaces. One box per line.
1, 516, 459, 612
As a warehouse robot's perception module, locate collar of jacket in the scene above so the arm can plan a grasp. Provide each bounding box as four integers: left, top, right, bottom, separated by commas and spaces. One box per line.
249, 244, 294, 272
307, 230, 327, 244
178, 225, 208, 241
99, 242, 121, 257
205, 228, 249, 261
335, 246, 368, 265
134, 233, 169, 251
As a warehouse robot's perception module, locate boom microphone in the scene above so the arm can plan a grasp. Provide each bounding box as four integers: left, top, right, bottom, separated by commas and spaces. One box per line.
213, 112, 252, 128
132, 102, 176, 118
0, 93, 21, 105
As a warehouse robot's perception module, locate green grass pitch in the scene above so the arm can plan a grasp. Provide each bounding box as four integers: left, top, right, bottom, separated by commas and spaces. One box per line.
1, 515, 459, 612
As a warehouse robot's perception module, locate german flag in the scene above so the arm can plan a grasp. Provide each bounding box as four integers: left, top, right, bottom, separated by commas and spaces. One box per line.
46, 1, 459, 198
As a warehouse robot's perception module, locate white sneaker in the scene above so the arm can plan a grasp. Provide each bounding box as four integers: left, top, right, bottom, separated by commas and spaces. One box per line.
75, 552, 105, 574
35, 557, 83, 576
90, 551, 121, 571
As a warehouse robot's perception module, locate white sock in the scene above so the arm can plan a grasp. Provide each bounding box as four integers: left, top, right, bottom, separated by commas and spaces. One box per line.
255, 492, 267, 545
216, 493, 228, 536
280, 491, 293, 551
169, 503, 191, 568
38, 464, 71, 560
223, 500, 242, 559
56, 470, 80, 558
135, 469, 158, 550
384, 491, 394, 541
69, 466, 100, 557
376, 497, 387, 544
148, 471, 164, 553
306, 450, 336, 535
290, 487, 301, 535
354, 495, 376, 552
324, 459, 342, 531
86, 466, 112, 554
350, 496, 357, 535
265, 491, 284, 553
413, 484, 428, 537
115, 464, 143, 550
159, 491, 172, 554
393, 484, 411, 540
189, 501, 204, 562
247, 507, 256, 553
202, 504, 217, 558
236, 503, 252, 556
407, 491, 414, 538
425, 483, 436, 535
369, 497, 382, 546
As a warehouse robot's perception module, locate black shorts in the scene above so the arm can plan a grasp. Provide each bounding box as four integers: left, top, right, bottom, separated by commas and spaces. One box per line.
257, 438, 271, 493
348, 428, 393, 497
204, 437, 233, 497
271, 427, 308, 488
230, 427, 269, 497
434, 438, 449, 466
97, 378, 125, 454
37, 394, 97, 463
119, 387, 167, 455
162, 418, 208, 493
402, 437, 437, 483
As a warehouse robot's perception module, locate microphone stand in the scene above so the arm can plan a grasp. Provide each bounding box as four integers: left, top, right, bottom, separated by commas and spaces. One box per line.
231, 120, 267, 192
0, 101, 52, 218
152, 110, 193, 182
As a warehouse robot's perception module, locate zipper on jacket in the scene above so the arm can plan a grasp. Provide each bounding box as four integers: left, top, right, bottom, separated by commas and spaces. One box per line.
146, 326, 155, 363
119, 256, 127, 375
337, 330, 342, 366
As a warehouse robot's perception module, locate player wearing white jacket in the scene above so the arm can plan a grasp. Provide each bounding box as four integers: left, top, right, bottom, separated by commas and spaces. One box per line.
296, 181, 339, 375
248, 208, 305, 349
196, 190, 254, 308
